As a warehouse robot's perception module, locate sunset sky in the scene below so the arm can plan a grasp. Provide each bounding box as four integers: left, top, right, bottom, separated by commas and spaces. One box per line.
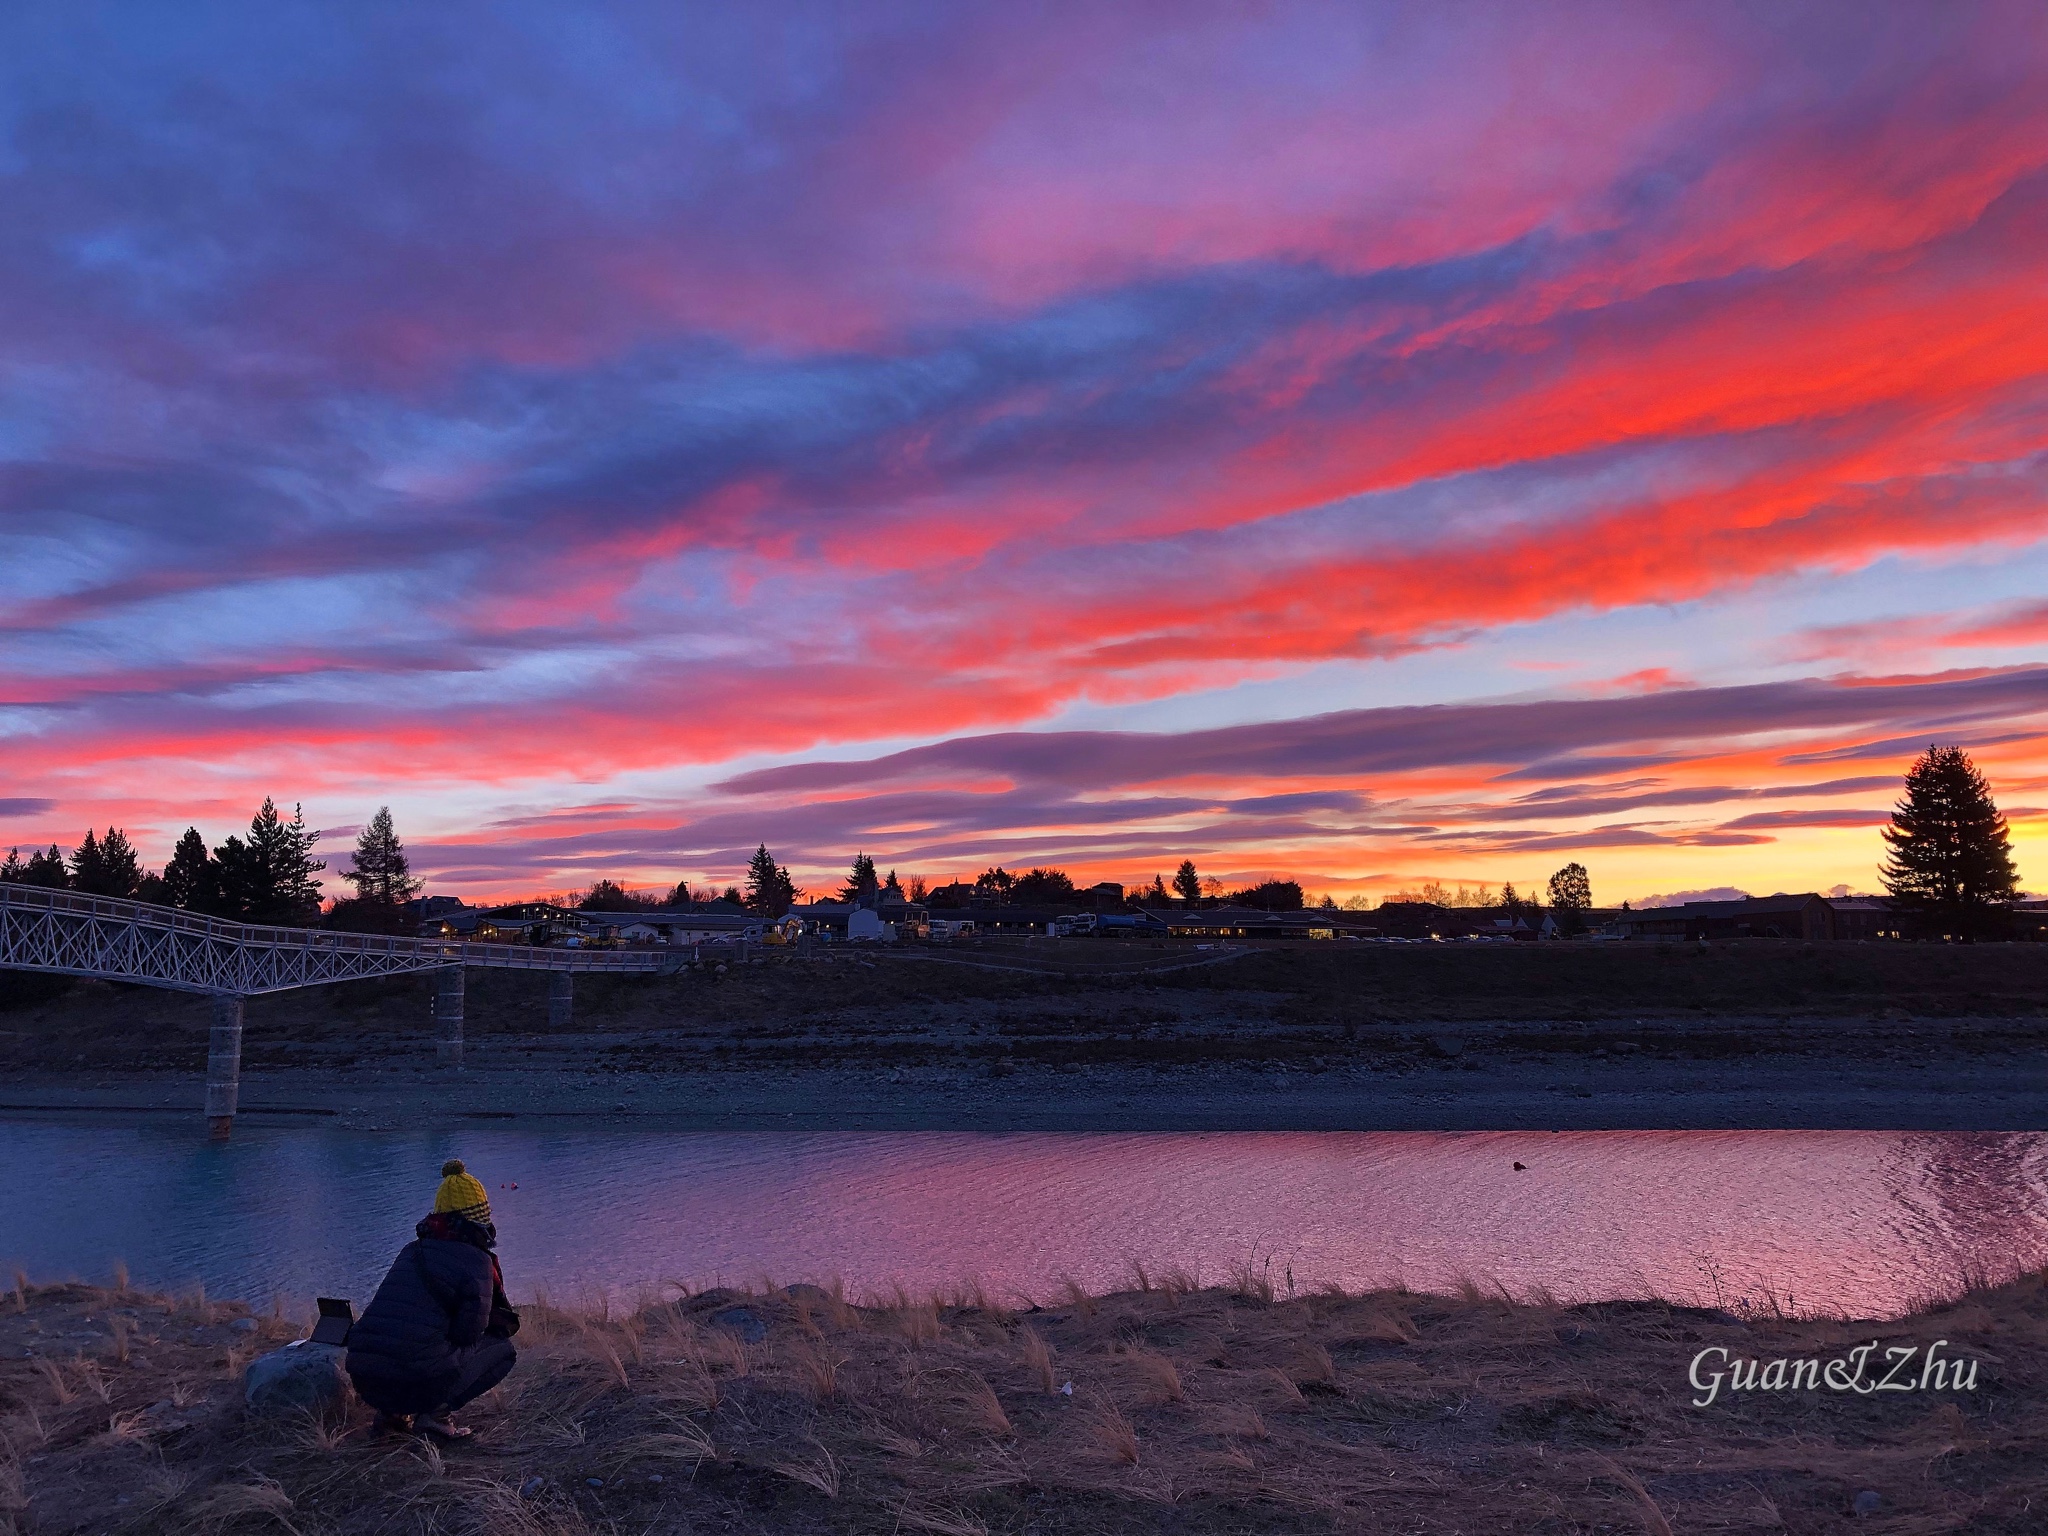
3, 1, 2047, 905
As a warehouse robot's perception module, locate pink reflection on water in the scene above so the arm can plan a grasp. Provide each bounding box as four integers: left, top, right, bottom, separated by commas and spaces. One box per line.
502, 1130, 2048, 1320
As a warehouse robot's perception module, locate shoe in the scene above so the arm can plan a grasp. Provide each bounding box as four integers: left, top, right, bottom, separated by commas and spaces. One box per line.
417, 1412, 473, 1440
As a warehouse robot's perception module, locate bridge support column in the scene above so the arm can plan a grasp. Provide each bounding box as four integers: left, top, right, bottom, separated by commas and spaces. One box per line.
205, 994, 244, 1139
548, 971, 574, 1029
433, 967, 465, 1069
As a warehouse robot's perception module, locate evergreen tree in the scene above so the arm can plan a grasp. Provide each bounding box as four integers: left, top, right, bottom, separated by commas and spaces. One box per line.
23, 846, 67, 887
0, 848, 23, 883
212, 834, 254, 918
1500, 882, 1520, 914
1172, 859, 1202, 904
162, 827, 217, 911
744, 845, 799, 918
1882, 745, 2020, 938
882, 869, 904, 900
72, 827, 143, 898
229, 799, 325, 925
667, 880, 699, 907
1547, 862, 1591, 935
720, 886, 743, 906
340, 807, 420, 908
840, 851, 879, 905
69, 829, 103, 893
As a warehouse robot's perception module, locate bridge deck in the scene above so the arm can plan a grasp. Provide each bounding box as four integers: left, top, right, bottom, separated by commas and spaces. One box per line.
0, 884, 680, 995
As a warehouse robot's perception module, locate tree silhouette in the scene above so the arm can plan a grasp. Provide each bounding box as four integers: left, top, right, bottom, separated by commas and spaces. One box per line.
341, 807, 421, 907
1225, 879, 1303, 911
579, 879, 641, 911
1547, 863, 1591, 935
1172, 860, 1202, 904
1009, 867, 1076, 904
24, 846, 67, 888
838, 851, 880, 905
219, 799, 324, 925
162, 828, 217, 911
744, 844, 799, 917
1882, 745, 2019, 938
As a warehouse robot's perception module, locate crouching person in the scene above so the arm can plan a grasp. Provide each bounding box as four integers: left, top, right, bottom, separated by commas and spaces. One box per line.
347, 1159, 519, 1439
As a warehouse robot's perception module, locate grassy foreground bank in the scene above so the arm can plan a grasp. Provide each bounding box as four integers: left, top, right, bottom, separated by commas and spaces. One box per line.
5, 1265, 2045, 1535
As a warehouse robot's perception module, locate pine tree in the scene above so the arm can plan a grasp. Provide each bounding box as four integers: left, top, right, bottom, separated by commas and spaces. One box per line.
1882, 746, 2020, 938
212, 834, 254, 918
74, 828, 144, 898
341, 807, 421, 908
840, 852, 879, 905
69, 829, 103, 893
744, 844, 800, 917
1172, 859, 1202, 904
235, 799, 325, 925
161, 828, 216, 910
0, 848, 23, 883
25, 846, 68, 887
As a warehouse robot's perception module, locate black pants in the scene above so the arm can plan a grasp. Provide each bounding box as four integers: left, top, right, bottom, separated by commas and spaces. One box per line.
441, 1336, 518, 1411
350, 1336, 518, 1417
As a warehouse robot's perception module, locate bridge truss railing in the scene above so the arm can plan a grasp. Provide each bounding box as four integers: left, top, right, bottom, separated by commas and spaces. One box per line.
0, 883, 674, 996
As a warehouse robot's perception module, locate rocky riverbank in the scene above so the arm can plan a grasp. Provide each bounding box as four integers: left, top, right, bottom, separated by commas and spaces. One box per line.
5, 944, 2048, 1131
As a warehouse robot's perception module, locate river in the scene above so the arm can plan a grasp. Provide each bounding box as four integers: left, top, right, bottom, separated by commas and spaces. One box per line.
5, 1122, 2045, 1320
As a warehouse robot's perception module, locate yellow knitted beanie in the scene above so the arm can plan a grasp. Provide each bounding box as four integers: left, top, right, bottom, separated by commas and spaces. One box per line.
432, 1159, 492, 1222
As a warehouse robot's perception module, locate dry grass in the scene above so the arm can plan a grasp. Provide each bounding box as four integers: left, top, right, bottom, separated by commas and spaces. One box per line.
7, 1269, 2048, 1534
1124, 1347, 1183, 1405
1017, 1325, 1057, 1393
1084, 1393, 1140, 1465
790, 1337, 847, 1401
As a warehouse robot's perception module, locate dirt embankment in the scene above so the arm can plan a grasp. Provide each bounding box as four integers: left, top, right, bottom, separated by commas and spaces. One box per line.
4, 944, 2047, 1130
6, 1263, 2046, 1535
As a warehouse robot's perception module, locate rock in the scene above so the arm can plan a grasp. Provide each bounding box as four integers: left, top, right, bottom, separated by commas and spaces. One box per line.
519, 1476, 545, 1500
244, 1340, 348, 1414
1853, 1489, 1883, 1516
708, 1305, 768, 1343
782, 1283, 835, 1307
229, 1316, 259, 1333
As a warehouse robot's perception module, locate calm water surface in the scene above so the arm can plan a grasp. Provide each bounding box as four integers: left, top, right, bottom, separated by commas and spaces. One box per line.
5, 1124, 2045, 1320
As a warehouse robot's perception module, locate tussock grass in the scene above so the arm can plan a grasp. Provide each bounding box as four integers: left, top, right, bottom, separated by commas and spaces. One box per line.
1017, 1325, 1056, 1393
7, 1268, 2048, 1534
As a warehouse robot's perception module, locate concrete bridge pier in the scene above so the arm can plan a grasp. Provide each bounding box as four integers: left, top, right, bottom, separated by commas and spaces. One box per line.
205, 993, 244, 1139
547, 970, 574, 1029
433, 966, 465, 1069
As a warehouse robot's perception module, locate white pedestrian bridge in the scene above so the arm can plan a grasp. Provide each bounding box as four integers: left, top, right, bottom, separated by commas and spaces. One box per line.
0, 883, 701, 1134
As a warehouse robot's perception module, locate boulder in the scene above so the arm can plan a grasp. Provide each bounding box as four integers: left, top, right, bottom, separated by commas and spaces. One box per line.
244, 1340, 349, 1414
707, 1306, 768, 1343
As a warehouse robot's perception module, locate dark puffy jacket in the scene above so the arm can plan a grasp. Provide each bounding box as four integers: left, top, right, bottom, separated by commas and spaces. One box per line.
346, 1214, 495, 1403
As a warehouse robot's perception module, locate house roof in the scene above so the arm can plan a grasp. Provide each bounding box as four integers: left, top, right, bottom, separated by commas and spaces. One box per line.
1622, 893, 1825, 922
